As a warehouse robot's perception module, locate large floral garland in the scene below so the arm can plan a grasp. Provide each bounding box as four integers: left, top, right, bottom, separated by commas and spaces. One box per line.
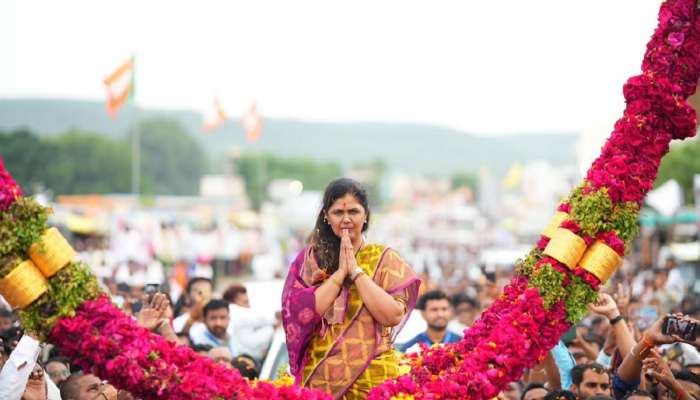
367, 0, 700, 398
0, 159, 331, 399
0, 1, 699, 399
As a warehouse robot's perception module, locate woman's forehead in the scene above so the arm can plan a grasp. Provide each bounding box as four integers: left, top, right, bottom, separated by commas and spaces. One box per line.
329, 194, 362, 210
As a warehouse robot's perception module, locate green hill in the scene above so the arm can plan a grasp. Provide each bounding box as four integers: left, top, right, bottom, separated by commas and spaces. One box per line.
0, 99, 578, 175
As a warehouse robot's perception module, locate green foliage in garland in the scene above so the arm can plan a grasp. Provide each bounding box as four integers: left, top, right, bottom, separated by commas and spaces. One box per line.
609, 202, 640, 244
528, 263, 599, 323
515, 248, 542, 278
19, 262, 101, 341
0, 198, 49, 277
564, 275, 599, 323
529, 263, 567, 309
567, 184, 639, 251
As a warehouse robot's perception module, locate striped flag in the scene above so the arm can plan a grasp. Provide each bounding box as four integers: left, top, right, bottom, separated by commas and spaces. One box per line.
201, 97, 227, 133
103, 56, 135, 118
241, 102, 263, 142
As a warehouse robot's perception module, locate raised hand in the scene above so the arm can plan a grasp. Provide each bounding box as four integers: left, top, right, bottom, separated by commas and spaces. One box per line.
340, 229, 357, 276
588, 293, 620, 320
136, 293, 169, 332
643, 349, 676, 388
613, 283, 631, 318
645, 315, 678, 345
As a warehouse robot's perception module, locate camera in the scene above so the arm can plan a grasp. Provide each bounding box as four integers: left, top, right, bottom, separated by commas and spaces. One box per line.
144, 283, 161, 303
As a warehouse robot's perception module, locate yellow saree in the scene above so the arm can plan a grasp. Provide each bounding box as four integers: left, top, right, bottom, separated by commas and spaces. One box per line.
299, 244, 420, 399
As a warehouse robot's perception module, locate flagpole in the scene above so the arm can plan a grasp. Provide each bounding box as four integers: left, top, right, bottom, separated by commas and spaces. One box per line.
130, 54, 140, 197
131, 111, 140, 196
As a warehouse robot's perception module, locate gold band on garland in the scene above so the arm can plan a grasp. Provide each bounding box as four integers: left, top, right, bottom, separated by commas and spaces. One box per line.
28, 227, 77, 278
541, 212, 569, 239
578, 241, 622, 284
543, 228, 587, 269
0, 260, 48, 309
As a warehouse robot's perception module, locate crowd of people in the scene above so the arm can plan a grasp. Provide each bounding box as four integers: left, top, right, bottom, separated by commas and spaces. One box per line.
0, 189, 698, 399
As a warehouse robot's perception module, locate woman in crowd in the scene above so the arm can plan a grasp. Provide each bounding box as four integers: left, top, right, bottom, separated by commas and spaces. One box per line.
281, 178, 421, 399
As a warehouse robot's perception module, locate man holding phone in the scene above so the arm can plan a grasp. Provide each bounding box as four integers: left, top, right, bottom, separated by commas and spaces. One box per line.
616, 313, 700, 399
172, 277, 213, 337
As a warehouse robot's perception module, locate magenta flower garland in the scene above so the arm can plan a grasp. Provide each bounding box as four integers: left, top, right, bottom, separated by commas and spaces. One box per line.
368, 0, 700, 398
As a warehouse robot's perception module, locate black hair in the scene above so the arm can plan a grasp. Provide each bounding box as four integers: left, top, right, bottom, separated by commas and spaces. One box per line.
309, 178, 370, 273
417, 290, 449, 311
583, 332, 605, 349
203, 299, 229, 318
0, 326, 23, 350
450, 293, 478, 309
222, 284, 247, 304
571, 362, 608, 385
0, 308, 14, 319
621, 390, 654, 400
520, 382, 547, 400
186, 277, 213, 296
232, 354, 259, 380
191, 343, 213, 353
543, 390, 576, 400
116, 282, 131, 293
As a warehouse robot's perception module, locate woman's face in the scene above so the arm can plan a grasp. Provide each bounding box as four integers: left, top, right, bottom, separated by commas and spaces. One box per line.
325, 193, 366, 243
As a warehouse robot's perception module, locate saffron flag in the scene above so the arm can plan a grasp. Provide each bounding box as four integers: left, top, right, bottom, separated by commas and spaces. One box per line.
241, 102, 263, 142
103, 56, 135, 118
201, 97, 227, 133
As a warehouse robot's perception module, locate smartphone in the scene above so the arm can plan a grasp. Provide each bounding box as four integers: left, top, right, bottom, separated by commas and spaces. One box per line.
144, 284, 161, 303
561, 325, 577, 344
662, 316, 699, 341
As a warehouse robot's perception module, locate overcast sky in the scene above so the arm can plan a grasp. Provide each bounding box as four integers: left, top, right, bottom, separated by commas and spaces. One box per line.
0, 0, 663, 134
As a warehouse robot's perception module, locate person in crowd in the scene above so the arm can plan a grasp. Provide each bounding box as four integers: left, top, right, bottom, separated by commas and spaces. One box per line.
207, 346, 233, 368
499, 381, 521, 400
172, 277, 213, 337
0, 308, 14, 333
45, 357, 70, 386
641, 349, 700, 399
620, 390, 653, 400
281, 178, 420, 399
569, 363, 611, 399
521, 382, 549, 400
0, 332, 61, 400
396, 290, 461, 353
59, 372, 119, 400
223, 284, 249, 308
222, 283, 275, 364
543, 391, 577, 400
231, 354, 259, 380
615, 313, 700, 399
189, 299, 237, 357
447, 292, 479, 334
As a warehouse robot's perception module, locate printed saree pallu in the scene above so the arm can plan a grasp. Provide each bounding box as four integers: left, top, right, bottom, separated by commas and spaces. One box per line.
282, 244, 421, 399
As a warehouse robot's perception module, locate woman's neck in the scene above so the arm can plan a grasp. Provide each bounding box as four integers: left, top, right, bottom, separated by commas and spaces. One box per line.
352, 236, 364, 253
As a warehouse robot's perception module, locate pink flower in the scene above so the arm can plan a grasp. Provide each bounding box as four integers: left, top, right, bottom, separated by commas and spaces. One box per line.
0, 156, 22, 211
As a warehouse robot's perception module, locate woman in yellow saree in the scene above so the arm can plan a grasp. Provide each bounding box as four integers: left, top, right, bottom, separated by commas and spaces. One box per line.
281, 178, 420, 399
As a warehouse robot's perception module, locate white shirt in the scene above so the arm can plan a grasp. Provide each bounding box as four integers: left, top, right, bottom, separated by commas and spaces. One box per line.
227, 304, 275, 363
0, 335, 41, 400
172, 312, 207, 337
